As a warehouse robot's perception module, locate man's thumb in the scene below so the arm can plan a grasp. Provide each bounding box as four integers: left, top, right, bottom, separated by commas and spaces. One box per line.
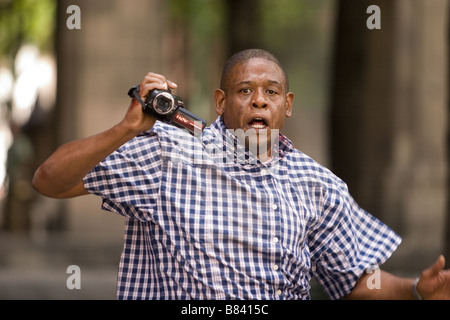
422, 255, 445, 279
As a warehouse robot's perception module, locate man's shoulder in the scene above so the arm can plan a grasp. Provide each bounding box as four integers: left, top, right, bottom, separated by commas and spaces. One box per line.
283, 149, 344, 188
284, 148, 327, 171
133, 121, 201, 144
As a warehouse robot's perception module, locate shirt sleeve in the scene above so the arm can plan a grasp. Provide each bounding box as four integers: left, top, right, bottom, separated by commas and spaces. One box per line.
308, 178, 402, 300
83, 131, 163, 222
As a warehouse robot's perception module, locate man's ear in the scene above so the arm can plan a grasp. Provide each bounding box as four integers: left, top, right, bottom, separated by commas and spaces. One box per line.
214, 89, 226, 116
285, 92, 294, 118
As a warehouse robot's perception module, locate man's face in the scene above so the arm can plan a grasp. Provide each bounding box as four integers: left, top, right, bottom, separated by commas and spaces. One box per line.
214, 58, 294, 158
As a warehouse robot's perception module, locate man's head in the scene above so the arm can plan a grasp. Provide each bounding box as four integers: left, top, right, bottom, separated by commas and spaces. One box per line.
215, 49, 294, 159
220, 49, 290, 94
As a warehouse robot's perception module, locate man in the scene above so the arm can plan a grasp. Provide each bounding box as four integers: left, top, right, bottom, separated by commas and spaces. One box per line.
32, 49, 450, 300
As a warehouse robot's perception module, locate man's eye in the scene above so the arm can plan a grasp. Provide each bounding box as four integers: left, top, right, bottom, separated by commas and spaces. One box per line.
267, 90, 277, 95
240, 88, 251, 94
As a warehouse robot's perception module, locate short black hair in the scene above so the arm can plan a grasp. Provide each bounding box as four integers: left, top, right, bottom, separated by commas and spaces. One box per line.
220, 49, 289, 93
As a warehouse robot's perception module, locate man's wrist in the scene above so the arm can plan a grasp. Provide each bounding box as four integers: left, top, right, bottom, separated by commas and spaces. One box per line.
412, 277, 424, 300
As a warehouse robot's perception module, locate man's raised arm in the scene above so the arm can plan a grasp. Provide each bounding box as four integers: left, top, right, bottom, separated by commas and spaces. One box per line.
32, 73, 177, 199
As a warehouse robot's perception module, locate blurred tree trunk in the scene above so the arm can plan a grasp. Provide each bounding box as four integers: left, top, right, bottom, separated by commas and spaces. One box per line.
47, 0, 165, 234
161, 1, 191, 102
331, 0, 448, 267
223, 0, 261, 57
330, 0, 396, 221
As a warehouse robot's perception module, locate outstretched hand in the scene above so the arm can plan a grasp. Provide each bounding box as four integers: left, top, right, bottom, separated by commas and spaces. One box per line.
417, 255, 450, 300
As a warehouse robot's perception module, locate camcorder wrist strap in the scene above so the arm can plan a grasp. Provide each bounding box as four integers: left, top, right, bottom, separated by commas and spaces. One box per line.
127, 85, 147, 110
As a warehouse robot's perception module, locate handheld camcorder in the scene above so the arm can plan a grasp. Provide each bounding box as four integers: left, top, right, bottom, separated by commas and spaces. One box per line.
128, 85, 206, 136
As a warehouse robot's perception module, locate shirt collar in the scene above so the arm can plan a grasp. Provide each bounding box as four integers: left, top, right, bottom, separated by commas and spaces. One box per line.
208, 116, 295, 167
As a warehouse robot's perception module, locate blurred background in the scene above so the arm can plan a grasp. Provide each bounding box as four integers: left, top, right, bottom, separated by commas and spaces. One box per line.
0, 0, 448, 299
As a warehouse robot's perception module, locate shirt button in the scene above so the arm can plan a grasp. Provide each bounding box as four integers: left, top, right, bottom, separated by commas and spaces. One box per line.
272, 204, 278, 210
273, 264, 279, 271
276, 289, 282, 296
273, 237, 279, 243
261, 168, 267, 175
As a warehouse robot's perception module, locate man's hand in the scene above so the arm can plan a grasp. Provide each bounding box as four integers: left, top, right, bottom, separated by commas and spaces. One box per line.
120, 72, 178, 136
416, 255, 450, 300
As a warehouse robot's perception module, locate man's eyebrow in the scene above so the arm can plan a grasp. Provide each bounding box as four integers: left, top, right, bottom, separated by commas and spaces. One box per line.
268, 80, 282, 86
236, 80, 283, 86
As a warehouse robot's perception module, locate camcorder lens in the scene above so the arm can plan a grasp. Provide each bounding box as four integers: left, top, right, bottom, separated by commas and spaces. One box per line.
157, 97, 172, 113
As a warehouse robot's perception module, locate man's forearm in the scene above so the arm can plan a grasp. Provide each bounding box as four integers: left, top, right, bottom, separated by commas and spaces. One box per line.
32, 122, 139, 198
344, 270, 416, 300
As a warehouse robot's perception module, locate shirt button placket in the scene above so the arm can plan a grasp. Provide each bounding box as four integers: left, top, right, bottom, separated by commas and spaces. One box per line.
270, 193, 282, 299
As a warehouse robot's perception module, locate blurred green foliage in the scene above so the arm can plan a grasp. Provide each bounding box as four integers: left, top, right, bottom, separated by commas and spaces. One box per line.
168, 0, 225, 41
0, 0, 56, 59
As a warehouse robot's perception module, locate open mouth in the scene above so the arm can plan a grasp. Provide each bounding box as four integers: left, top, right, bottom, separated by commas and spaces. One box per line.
248, 117, 268, 130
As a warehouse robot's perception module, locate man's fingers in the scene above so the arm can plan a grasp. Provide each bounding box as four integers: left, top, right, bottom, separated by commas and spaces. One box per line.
166, 80, 178, 89
141, 82, 168, 95
139, 73, 178, 99
143, 73, 177, 89
144, 72, 166, 83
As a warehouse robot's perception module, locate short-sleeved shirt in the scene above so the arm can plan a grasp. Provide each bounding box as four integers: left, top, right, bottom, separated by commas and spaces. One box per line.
83, 116, 401, 300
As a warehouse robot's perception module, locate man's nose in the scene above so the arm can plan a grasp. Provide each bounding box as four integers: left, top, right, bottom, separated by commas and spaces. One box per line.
252, 89, 268, 109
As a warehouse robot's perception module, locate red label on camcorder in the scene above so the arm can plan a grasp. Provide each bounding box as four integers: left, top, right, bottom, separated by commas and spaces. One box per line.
173, 112, 206, 135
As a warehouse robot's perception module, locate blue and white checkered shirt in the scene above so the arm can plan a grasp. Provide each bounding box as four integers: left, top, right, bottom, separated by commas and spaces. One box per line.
84, 116, 401, 300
